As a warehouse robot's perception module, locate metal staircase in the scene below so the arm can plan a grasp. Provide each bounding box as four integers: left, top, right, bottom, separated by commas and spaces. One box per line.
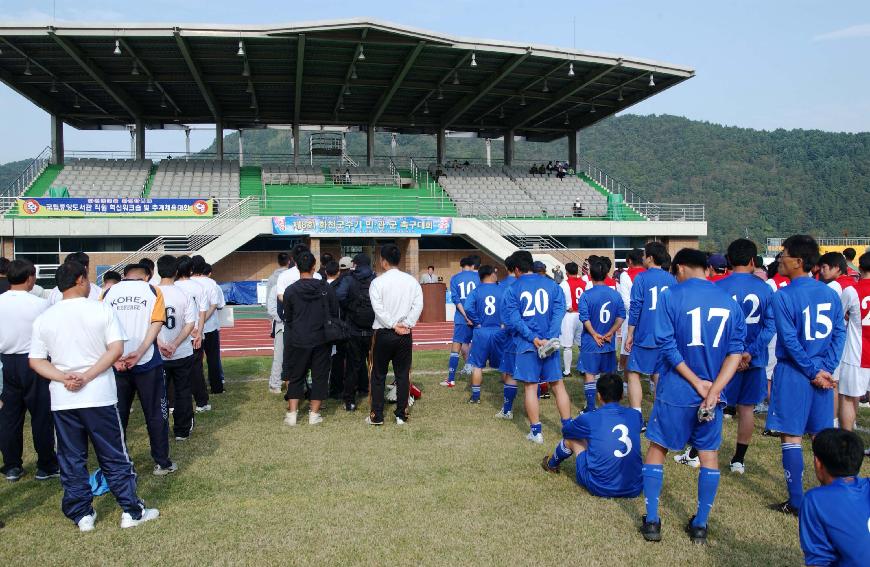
2, 146, 52, 198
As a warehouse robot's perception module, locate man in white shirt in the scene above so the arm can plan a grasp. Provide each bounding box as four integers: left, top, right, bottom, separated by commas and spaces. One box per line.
102, 264, 176, 476
265, 252, 290, 394
156, 255, 197, 441
367, 244, 423, 426
47, 252, 102, 305
29, 261, 158, 532
276, 244, 323, 304
0, 259, 58, 482
191, 256, 226, 395
175, 256, 211, 412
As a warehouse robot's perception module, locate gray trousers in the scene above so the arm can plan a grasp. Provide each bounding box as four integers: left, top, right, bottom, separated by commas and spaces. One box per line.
269, 324, 285, 390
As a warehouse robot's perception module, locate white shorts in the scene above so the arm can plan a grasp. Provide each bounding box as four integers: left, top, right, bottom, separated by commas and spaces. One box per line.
837, 363, 870, 397
560, 312, 581, 348
766, 336, 777, 381
620, 318, 629, 352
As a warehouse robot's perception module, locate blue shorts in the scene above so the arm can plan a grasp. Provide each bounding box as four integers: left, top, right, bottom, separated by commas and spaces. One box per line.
626, 345, 660, 375
578, 351, 617, 376
498, 332, 516, 375
646, 400, 723, 452
724, 366, 767, 406
452, 322, 473, 344
766, 364, 834, 436
467, 327, 502, 370
575, 451, 592, 492
513, 350, 562, 383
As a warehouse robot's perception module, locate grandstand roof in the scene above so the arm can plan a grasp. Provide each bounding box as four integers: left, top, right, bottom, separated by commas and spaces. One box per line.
0, 18, 694, 141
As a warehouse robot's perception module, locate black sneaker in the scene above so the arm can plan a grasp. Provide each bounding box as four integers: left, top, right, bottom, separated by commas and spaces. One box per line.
769, 500, 799, 517
641, 421, 648, 433
684, 515, 708, 544
365, 415, 384, 426
34, 469, 60, 481
541, 455, 560, 474
4, 467, 23, 482
344, 401, 357, 412
640, 515, 662, 542
539, 391, 551, 400
762, 428, 781, 437
467, 397, 481, 404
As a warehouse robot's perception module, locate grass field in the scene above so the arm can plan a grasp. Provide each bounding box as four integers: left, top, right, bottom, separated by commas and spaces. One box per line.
1, 350, 868, 566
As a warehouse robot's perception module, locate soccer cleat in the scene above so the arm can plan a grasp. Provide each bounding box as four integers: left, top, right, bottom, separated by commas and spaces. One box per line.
762, 428, 781, 437
640, 515, 662, 542
174, 435, 190, 442
769, 500, 799, 517
539, 384, 551, 399
153, 462, 178, 476
673, 448, 700, 468
283, 411, 298, 427
309, 412, 323, 425
4, 467, 23, 482
684, 516, 708, 545
396, 416, 407, 426
466, 397, 481, 404
541, 455, 560, 474
195, 404, 212, 413
77, 511, 97, 533
640, 421, 647, 433
562, 370, 571, 377
169, 407, 174, 414
120, 508, 159, 529
268, 387, 281, 395
495, 410, 513, 420
730, 461, 746, 475
344, 401, 357, 412
35, 469, 60, 481
365, 415, 384, 426
460, 363, 473, 376
439, 380, 455, 388
577, 406, 592, 416
526, 432, 544, 444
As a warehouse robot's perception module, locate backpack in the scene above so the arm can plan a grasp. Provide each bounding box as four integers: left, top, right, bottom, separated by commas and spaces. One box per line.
347, 273, 376, 329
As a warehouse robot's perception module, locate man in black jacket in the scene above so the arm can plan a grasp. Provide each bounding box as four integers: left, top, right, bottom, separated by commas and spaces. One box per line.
281, 252, 339, 426
334, 253, 376, 412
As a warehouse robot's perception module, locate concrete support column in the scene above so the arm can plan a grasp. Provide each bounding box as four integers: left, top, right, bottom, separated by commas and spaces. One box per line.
184, 127, 191, 157
238, 129, 244, 166
367, 124, 375, 167
215, 121, 224, 160
308, 237, 321, 264
399, 237, 419, 276
568, 130, 578, 170
135, 119, 145, 160
436, 128, 446, 165
503, 129, 515, 166
50, 115, 64, 165
292, 124, 300, 166
485, 138, 492, 167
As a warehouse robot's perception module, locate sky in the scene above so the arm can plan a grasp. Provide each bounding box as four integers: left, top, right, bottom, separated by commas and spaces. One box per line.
0, 0, 867, 162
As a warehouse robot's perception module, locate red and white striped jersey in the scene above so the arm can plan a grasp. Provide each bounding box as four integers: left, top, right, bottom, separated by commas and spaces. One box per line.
841, 279, 870, 368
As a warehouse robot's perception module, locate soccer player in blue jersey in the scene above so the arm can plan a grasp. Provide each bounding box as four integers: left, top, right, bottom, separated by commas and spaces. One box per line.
766, 235, 846, 516
624, 242, 677, 418
464, 265, 506, 404
496, 254, 520, 420
799, 428, 870, 567
502, 251, 568, 444
541, 373, 643, 498
442, 257, 480, 387
577, 259, 626, 413
640, 248, 746, 545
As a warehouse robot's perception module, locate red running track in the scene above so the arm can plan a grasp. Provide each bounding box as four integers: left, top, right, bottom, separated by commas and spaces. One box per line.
220, 319, 454, 357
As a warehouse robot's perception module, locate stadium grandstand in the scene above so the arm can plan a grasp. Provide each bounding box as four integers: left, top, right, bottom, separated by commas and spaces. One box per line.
0, 19, 705, 289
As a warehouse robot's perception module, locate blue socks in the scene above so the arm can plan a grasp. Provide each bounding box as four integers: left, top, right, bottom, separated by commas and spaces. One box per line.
470, 385, 481, 402
584, 381, 597, 410
447, 352, 459, 383
782, 442, 804, 509
530, 422, 542, 436
502, 384, 517, 413
548, 440, 574, 468
642, 464, 664, 523
693, 467, 720, 527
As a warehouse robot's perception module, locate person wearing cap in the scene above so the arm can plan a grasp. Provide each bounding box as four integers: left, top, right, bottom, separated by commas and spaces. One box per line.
420, 265, 438, 284
339, 256, 353, 275
335, 253, 377, 411
707, 254, 729, 282
532, 261, 548, 276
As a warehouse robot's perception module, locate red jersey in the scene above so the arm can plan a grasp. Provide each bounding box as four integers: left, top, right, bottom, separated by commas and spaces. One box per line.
771, 274, 790, 289
566, 276, 585, 311
708, 273, 729, 283
626, 267, 645, 282
604, 276, 617, 290
836, 275, 857, 292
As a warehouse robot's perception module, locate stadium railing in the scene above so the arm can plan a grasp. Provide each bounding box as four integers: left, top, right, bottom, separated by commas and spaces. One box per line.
2, 146, 52, 198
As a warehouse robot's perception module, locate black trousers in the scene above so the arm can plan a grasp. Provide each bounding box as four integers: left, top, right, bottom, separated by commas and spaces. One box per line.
191, 345, 210, 407
0, 353, 58, 473
163, 356, 194, 438
203, 330, 225, 394
114, 365, 172, 468
283, 344, 331, 402
328, 341, 347, 398
369, 329, 412, 422
344, 334, 372, 404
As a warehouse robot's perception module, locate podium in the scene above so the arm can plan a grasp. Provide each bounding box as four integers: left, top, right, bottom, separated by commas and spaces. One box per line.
420, 283, 446, 323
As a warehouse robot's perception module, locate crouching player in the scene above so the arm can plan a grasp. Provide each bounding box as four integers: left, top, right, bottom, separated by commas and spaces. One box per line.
463, 265, 505, 404
640, 249, 746, 545
577, 259, 625, 413
541, 373, 642, 498
799, 428, 870, 567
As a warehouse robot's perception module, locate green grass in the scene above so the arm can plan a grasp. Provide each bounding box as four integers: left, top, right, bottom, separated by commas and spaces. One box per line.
1, 351, 868, 565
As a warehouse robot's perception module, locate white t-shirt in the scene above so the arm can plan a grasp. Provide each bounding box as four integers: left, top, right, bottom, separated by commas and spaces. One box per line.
48, 283, 101, 305
192, 276, 225, 333
158, 284, 197, 360
276, 266, 323, 301
30, 298, 127, 411
175, 278, 209, 331
101, 280, 166, 366
0, 290, 48, 354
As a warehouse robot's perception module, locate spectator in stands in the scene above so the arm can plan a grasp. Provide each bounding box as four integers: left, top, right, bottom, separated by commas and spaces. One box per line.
435, 166, 445, 180
281, 251, 339, 427
344, 169, 351, 184
212, 196, 219, 215
463, 161, 471, 167
556, 164, 566, 180
843, 247, 859, 278
529, 164, 539, 175
452, 160, 460, 170
335, 253, 376, 411
266, 252, 291, 394
101, 271, 122, 291
546, 161, 555, 175
420, 265, 438, 284
573, 198, 584, 217
537, 164, 547, 175
0, 257, 10, 295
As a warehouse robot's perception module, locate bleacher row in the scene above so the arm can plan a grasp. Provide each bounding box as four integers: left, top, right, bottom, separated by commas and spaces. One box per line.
432, 164, 609, 217
150, 160, 239, 199
261, 165, 398, 187
50, 158, 151, 198
261, 164, 325, 185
